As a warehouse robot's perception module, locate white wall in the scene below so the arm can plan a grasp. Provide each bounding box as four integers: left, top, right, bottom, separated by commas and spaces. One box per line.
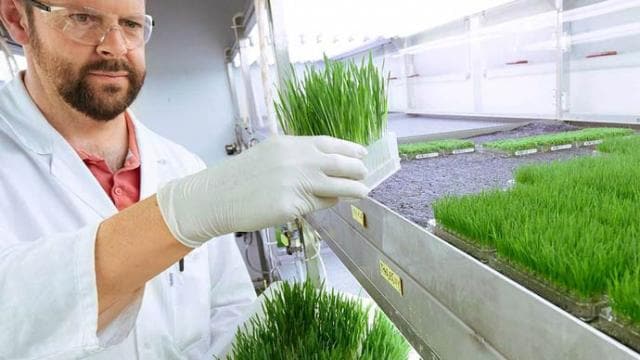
132, 0, 244, 165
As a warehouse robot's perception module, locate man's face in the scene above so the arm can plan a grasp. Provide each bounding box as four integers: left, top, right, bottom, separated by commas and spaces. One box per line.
27, 0, 147, 121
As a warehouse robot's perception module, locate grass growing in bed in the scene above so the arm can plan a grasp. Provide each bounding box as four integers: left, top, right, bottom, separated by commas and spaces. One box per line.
275, 55, 388, 146
398, 139, 474, 158
229, 281, 410, 360
482, 127, 633, 152
434, 136, 640, 323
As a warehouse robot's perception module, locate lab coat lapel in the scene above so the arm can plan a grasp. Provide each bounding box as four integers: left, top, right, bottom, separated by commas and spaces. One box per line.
50, 140, 118, 219
128, 112, 162, 199
0, 74, 117, 218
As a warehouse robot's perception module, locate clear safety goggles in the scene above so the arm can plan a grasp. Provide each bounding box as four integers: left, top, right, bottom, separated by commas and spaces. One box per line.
26, 0, 154, 50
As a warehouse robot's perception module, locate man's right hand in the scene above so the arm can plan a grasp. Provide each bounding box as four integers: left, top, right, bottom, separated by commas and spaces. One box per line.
156, 135, 370, 248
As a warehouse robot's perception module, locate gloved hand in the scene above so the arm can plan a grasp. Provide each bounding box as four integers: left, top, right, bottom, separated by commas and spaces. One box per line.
157, 135, 370, 248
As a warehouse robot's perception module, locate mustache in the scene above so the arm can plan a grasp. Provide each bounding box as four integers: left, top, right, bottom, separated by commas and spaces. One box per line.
81, 60, 136, 75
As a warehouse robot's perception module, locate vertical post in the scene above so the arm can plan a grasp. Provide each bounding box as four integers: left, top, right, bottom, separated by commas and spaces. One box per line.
555, 0, 571, 120
469, 15, 484, 114
239, 36, 263, 130
255, 0, 279, 136
267, 0, 293, 94
403, 54, 415, 111
224, 50, 242, 126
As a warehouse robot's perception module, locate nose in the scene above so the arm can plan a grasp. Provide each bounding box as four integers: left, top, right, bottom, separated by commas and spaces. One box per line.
96, 27, 128, 59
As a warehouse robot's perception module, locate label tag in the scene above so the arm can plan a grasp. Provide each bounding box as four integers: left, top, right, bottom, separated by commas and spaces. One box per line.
351, 205, 367, 228
583, 139, 603, 146
415, 152, 439, 160
514, 148, 538, 156
551, 144, 572, 151
379, 260, 403, 295
452, 148, 475, 155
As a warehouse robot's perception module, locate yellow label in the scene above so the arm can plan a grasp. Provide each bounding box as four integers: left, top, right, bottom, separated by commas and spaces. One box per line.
379, 260, 403, 295
351, 205, 367, 228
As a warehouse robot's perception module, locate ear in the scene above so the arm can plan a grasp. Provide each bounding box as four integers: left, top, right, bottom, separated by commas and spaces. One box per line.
0, 0, 31, 46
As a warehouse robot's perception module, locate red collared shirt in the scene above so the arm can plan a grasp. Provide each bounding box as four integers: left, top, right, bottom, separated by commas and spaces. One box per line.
74, 114, 141, 211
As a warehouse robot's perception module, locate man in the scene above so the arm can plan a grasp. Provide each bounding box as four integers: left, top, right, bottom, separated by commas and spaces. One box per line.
0, 0, 370, 358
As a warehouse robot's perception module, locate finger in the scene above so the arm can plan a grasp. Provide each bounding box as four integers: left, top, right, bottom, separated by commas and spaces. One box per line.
321, 154, 368, 180
312, 176, 370, 199
313, 136, 368, 159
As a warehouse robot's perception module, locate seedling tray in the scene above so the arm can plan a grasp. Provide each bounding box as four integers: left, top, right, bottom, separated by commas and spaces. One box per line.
545, 143, 573, 152
401, 147, 476, 161
593, 312, 640, 353
490, 257, 608, 321
401, 152, 440, 161
481, 146, 538, 157
435, 225, 607, 321
433, 226, 495, 264
362, 132, 401, 189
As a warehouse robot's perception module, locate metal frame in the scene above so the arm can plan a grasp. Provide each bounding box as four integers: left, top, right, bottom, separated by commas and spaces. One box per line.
306, 198, 640, 360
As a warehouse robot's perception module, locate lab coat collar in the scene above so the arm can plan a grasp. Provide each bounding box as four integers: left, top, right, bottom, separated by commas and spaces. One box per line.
0, 72, 59, 155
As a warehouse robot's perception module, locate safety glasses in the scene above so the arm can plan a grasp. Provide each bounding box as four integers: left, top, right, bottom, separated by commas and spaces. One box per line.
26, 0, 154, 49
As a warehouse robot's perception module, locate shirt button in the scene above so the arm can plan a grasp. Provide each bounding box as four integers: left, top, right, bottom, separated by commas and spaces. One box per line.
114, 187, 124, 196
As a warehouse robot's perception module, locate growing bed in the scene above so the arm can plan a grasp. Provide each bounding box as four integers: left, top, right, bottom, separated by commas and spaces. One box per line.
399, 139, 475, 160
370, 122, 640, 352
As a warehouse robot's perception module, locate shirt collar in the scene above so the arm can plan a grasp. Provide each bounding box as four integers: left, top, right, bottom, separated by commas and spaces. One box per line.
75, 113, 141, 170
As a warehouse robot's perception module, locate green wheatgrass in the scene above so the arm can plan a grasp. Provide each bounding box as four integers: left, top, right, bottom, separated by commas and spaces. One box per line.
609, 268, 640, 325
399, 139, 474, 157
275, 54, 388, 146
229, 281, 410, 360
483, 127, 633, 152
434, 136, 640, 324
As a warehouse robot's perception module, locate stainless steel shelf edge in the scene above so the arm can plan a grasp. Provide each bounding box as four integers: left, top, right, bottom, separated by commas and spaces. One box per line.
306, 198, 640, 360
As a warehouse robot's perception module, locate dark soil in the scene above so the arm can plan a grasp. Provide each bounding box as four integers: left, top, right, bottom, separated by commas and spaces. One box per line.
370, 122, 596, 227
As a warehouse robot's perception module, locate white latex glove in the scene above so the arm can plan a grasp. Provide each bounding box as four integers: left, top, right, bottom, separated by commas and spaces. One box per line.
157, 135, 370, 248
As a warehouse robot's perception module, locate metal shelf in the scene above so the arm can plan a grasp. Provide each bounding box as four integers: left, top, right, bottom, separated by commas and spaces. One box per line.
305, 198, 640, 360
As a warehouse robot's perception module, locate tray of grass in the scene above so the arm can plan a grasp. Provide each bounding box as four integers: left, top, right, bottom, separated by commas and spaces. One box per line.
399, 139, 475, 161
593, 316, 640, 354
227, 281, 411, 360
432, 224, 495, 264
434, 136, 640, 324
483, 127, 634, 156
489, 257, 608, 320
275, 54, 399, 190
591, 268, 640, 352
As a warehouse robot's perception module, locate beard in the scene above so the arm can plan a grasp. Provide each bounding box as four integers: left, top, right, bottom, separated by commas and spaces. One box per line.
29, 31, 145, 121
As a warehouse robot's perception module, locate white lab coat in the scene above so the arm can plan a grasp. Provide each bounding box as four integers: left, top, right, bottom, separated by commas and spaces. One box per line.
0, 76, 257, 359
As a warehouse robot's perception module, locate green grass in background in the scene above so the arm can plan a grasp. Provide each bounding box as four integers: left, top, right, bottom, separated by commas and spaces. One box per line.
483, 127, 633, 152
275, 55, 388, 146
399, 139, 474, 158
434, 136, 640, 324
229, 281, 410, 360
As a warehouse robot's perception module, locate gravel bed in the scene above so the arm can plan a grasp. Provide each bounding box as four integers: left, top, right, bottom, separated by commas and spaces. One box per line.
370, 122, 596, 227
